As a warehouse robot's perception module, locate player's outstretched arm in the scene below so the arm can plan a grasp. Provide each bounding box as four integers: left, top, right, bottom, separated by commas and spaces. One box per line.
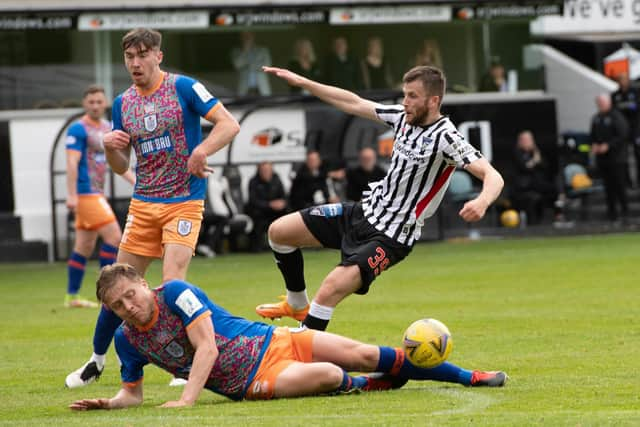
69, 383, 143, 411
160, 315, 218, 408
460, 158, 504, 222
262, 66, 380, 122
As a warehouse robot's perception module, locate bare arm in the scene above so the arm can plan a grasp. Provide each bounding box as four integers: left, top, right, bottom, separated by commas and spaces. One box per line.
69, 382, 143, 411
160, 315, 218, 408
187, 104, 240, 179
118, 169, 136, 186
103, 130, 132, 175
66, 150, 81, 212
459, 158, 504, 222
262, 66, 381, 122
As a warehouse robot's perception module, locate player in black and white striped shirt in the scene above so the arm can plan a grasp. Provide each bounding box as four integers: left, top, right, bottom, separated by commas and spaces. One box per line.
257, 65, 504, 333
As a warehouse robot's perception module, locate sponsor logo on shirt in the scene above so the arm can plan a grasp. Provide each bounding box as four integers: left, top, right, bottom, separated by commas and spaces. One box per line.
65, 135, 77, 146
175, 289, 203, 318
139, 132, 173, 156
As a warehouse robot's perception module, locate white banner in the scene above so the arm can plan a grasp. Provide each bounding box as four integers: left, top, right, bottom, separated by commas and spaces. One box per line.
330, 5, 452, 25
531, 0, 640, 35
78, 11, 209, 30
230, 109, 306, 163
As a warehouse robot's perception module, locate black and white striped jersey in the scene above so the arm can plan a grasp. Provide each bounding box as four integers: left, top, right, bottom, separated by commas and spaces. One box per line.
361, 104, 482, 246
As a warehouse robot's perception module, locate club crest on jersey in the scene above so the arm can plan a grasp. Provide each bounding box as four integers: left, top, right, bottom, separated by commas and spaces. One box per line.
165, 341, 185, 358
177, 220, 192, 236
144, 114, 158, 132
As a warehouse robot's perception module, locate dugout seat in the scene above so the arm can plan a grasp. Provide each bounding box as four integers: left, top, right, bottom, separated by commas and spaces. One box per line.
562, 163, 603, 221
204, 172, 253, 253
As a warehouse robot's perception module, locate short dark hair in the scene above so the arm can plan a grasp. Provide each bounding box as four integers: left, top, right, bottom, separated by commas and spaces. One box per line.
96, 263, 143, 303
83, 84, 105, 98
402, 66, 446, 103
121, 28, 162, 51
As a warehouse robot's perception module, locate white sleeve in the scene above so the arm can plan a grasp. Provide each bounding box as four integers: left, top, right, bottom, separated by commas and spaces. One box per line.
440, 129, 483, 167
374, 103, 405, 128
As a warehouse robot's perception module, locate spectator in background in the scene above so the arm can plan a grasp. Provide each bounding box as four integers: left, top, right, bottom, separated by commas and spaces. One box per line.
288, 39, 321, 94
413, 39, 443, 70
231, 32, 272, 96
512, 131, 559, 224
590, 94, 630, 222
346, 147, 386, 202
361, 37, 394, 90
479, 60, 508, 92
326, 158, 348, 202
289, 151, 335, 211
324, 37, 361, 91
611, 72, 640, 187
246, 162, 288, 251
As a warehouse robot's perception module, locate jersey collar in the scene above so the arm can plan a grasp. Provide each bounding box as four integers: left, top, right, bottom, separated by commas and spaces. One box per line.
135, 71, 166, 97
134, 295, 159, 332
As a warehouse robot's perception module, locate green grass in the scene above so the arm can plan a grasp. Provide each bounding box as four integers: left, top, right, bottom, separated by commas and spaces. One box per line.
1, 233, 639, 426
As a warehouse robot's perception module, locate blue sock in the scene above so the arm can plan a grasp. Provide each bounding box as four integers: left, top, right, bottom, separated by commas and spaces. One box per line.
337, 370, 368, 392
67, 252, 87, 295
93, 305, 123, 355
377, 346, 473, 385
99, 243, 118, 268
400, 361, 473, 385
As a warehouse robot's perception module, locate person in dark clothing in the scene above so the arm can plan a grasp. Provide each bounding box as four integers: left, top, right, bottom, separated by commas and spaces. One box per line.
346, 147, 386, 202
324, 37, 361, 91
289, 151, 334, 211
611, 72, 640, 187
512, 131, 558, 224
288, 39, 322, 95
361, 37, 394, 90
590, 94, 630, 221
246, 162, 288, 251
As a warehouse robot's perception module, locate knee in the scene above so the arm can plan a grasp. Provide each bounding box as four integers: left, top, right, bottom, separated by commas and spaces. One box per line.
323, 364, 344, 389
267, 218, 285, 244
363, 345, 380, 371
74, 240, 94, 256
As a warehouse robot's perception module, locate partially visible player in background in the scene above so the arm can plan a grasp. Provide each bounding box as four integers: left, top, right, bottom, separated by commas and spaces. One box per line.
69, 264, 506, 411
65, 28, 240, 388
64, 85, 135, 308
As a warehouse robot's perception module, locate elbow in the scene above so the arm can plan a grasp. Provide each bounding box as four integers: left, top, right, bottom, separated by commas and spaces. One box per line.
229, 120, 241, 138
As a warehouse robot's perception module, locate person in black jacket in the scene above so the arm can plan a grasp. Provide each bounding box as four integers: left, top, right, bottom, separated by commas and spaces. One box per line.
346, 147, 386, 202
247, 162, 288, 251
289, 151, 334, 211
590, 94, 630, 221
611, 72, 640, 187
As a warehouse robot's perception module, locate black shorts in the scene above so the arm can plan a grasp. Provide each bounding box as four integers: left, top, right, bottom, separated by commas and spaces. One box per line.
300, 202, 412, 295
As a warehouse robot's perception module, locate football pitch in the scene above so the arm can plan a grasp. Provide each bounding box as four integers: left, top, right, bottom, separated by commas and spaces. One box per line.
0, 233, 638, 426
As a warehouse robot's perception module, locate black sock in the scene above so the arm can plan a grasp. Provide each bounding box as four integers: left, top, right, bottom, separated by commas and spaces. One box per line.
302, 314, 329, 331
273, 248, 306, 292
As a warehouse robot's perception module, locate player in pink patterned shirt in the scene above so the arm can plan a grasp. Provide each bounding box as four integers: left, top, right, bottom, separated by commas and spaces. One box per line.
69, 264, 506, 410
65, 28, 240, 389
64, 85, 135, 309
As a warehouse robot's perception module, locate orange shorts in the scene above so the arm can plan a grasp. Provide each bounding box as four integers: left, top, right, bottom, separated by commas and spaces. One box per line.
119, 199, 204, 259
75, 194, 117, 231
245, 327, 315, 400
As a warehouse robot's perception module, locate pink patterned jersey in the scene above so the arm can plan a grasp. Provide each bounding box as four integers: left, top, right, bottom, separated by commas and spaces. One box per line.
112, 72, 219, 203
115, 280, 274, 400
65, 117, 111, 194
